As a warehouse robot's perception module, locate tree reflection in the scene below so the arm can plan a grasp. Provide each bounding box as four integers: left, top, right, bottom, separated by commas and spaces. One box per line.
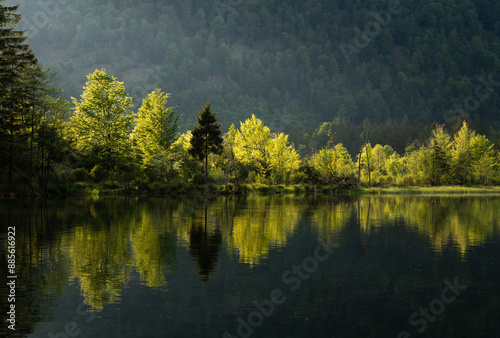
312, 196, 500, 256
226, 196, 301, 266
4, 193, 500, 327
188, 205, 222, 282
130, 205, 177, 287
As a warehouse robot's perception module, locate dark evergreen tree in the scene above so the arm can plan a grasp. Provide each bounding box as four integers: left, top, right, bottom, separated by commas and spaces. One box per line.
0, 0, 37, 184
189, 101, 223, 185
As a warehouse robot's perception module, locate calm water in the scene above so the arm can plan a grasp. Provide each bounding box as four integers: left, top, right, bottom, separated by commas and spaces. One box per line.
1, 194, 500, 338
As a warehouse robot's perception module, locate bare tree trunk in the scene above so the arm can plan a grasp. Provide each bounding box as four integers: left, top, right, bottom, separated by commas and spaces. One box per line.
366, 144, 371, 187
225, 160, 229, 191
205, 138, 208, 188
358, 149, 362, 183
231, 146, 240, 193
8, 116, 14, 184
28, 109, 35, 195
463, 134, 470, 185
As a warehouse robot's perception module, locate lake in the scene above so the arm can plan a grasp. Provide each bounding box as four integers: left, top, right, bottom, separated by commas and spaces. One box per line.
1, 194, 500, 338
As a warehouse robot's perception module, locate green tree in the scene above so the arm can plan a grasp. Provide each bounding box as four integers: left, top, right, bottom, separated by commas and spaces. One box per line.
0, 0, 38, 183
171, 131, 196, 183
132, 89, 179, 179
470, 135, 495, 185
313, 144, 355, 180
451, 121, 475, 184
427, 125, 452, 186
189, 101, 224, 185
233, 114, 272, 176
268, 132, 300, 184
69, 69, 134, 171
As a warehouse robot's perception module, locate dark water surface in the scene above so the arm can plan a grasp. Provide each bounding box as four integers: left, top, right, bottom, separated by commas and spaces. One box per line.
1, 195, 500, 338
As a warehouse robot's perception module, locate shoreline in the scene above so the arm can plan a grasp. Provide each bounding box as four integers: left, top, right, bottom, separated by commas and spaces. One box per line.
2, 183, 500, 198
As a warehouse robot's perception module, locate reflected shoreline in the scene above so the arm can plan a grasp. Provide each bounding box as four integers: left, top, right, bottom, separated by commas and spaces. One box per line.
1, 195, 499, 337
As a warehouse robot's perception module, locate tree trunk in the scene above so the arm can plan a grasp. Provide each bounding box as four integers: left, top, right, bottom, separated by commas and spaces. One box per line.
205, 136, 208, 189
8, 116, 14, 184
28, 109, 35, 195
231, 146, 240, 193
225, 161, 229, 191
463, 135, 470, 185
366, 144, 371, 187
358, 149, 362, 183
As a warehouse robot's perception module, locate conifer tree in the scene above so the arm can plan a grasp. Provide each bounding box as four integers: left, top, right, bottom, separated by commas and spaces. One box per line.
189, 101, 223, 185
0, 0, 38, 183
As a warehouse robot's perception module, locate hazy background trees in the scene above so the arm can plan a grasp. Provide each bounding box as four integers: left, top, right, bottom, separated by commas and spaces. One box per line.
8, 0, 500, 135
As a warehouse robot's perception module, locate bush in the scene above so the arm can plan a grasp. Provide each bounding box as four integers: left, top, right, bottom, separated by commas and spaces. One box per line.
189, 172, 207, 185
90, 165, 108, 182
73, 168, 90, 181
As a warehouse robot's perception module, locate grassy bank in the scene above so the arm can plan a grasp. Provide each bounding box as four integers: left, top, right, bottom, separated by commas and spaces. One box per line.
3, 182, 500, 198
359, 186, 500, 195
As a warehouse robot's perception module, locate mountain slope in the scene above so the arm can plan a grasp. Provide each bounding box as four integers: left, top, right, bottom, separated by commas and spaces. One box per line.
7, 0, 500, 131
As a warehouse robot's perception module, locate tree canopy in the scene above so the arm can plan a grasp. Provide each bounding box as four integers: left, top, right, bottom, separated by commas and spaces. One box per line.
69, 68, 134, 169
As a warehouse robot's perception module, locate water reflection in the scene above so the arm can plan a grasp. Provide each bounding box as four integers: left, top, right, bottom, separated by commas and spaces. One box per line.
188, 205, 222, 282
1, 195, 500, 337
226, 196, 301, 265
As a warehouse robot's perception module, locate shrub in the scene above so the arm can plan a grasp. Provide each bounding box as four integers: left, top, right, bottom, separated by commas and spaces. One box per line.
73, 168, 90, 181
189, 172, 207, 185
90, 165, 108, 182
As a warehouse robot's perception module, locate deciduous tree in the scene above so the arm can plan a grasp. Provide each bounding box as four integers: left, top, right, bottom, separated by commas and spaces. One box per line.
132, 89, 179, 180
69, 69, 134, 171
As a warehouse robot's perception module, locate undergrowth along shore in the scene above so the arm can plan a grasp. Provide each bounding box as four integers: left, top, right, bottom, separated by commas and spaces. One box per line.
3, 182, 500, 198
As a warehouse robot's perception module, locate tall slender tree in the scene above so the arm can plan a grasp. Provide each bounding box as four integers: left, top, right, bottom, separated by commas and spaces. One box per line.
132, 89, 179, 166
0, 0, 38, 183
189, 101, 223, 185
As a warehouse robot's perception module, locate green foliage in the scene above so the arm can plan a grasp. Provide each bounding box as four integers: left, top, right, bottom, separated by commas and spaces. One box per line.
132, 89, 179, 167
0, 3, 71, 193
313, 144, 355, 180
69, 69, 134, 170
233, 114, 272, 175
12, 0, 500, 132
230, 115, 301, 184
190, 172, 207, 186
90, 164, 108, 182
189, 101, 224, 183
73, 168, 90, 182
426, 125, 453, 186
6, 0, 500, 192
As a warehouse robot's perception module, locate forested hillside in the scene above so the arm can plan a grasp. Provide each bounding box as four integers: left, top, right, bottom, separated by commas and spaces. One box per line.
8, 0, 500, 132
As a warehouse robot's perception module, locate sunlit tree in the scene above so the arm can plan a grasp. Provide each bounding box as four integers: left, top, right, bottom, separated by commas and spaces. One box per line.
313, 143, 355, 180
426, 125, 452, 185
132, 89, 179, 181
451, 121, 476, 184
233, 114, 272, 176
132, 89, 179, 164
69, 69, 134, 171
268, 132, 300, 183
